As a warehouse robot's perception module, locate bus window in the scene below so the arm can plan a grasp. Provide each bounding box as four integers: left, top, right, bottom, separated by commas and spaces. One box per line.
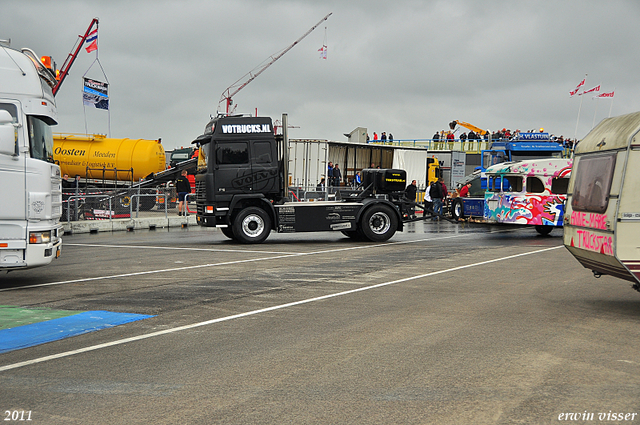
571, 153, 616, 214
551, 177, 569, 194
504, 176, 522, 192
526, 176, 545, 193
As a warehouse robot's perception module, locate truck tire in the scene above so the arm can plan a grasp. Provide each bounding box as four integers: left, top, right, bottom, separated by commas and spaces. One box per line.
535, 225, 553, 236
232, 207, 271, 244
220, 227, 236, 240
451, 198, 464, 220
360, 204, 398, 242
135, 196, 156, 211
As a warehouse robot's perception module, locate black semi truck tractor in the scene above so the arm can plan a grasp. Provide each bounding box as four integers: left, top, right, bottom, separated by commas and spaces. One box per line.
193, 114, 419, 244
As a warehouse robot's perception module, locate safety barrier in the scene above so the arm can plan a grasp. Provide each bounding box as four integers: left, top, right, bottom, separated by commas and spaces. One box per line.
61, 187, 193, 222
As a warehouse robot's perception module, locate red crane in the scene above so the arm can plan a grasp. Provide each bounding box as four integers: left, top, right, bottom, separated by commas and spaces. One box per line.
52, 18, 99, 96
219, 12, 332, 114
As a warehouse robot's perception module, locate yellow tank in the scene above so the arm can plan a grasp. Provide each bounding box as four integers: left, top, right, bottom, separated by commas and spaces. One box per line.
53, 134, 166, 181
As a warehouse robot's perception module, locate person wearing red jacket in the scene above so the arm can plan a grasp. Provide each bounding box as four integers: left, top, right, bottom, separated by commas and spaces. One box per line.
459, 182, 472, 197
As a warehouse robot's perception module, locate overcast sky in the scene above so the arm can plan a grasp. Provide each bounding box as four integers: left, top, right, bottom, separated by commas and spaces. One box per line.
3, 0, 640, 150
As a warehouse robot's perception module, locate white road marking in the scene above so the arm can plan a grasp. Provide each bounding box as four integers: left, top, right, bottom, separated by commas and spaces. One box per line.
64, 243, 298, 255
0, 245, 562, 372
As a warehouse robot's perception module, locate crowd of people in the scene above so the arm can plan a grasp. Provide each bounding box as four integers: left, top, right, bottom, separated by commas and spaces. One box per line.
431, 128, 578, 150
367, 131, 393, 143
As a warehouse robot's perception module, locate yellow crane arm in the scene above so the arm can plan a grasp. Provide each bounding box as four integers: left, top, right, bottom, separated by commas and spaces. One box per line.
454, 120, 487, 136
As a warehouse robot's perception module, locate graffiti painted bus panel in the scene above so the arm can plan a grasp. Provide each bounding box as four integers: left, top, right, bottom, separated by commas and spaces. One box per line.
483, 159, 572, 230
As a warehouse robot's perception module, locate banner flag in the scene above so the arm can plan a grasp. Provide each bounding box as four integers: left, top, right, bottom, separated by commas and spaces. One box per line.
83, 78, 109, 110
570, 77, 586, 97
318, 45, 327, 59
579, 85, 600, 95
85, 29, 98, 53
594, 91, 615, 98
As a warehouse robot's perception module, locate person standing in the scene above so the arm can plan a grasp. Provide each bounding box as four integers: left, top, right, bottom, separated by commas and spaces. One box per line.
175, 169, 191, 216
430, 178, 444, 220
446, 131, 455, 150
381, 132, 387, 144
432, 131, 440, 150
333, 164, 342, 187
354, 171, 362, 187
405, 180, 417, 218
327, 162, 334, 187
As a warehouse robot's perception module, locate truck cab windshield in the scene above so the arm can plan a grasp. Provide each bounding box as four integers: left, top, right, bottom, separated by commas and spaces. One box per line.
28, 115, 54, 163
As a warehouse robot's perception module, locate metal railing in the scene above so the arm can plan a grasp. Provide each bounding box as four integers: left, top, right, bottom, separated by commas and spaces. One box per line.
61, 187, 191, 222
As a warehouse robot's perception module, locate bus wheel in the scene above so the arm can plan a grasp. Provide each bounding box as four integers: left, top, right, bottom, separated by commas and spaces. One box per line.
220, 227, 236, 240
451, 198, 464, 220
535, 225, 553, 236
233, 207, 271, 244
360, 205, 398, 242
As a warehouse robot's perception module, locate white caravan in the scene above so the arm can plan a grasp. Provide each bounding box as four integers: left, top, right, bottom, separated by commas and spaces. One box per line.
0, 45, 62, 270
564, 111, 640, 291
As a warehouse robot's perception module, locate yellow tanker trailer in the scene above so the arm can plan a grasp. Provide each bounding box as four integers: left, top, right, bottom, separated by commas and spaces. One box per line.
54, 134, 167, 213
53, 133, 166, 181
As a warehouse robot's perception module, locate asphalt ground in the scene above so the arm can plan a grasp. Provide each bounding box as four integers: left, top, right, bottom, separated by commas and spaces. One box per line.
1, 221, 640, 424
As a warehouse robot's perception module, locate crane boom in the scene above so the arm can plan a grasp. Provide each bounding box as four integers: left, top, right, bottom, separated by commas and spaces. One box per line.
52, 18, 99, 96
219, 12, 332, 113
450, 120, 487, 136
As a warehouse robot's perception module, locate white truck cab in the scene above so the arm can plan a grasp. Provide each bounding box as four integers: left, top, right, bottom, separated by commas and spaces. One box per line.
0, 45, 62, 270
564, 111, 640, 290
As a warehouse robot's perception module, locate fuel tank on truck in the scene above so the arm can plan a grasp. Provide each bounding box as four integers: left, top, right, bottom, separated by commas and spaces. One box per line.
53, 134, 166, 181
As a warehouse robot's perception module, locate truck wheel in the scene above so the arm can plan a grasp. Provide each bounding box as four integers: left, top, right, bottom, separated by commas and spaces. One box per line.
136, 196, 156, 211
360, 205, 398, 242
535, 225, 553, 236
451, 198, 464, 220
233, 207, 271, 244
220, 227, 236, 240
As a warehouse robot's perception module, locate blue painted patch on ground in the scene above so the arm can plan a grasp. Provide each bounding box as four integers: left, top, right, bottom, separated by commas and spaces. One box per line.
0, 311, 154, 354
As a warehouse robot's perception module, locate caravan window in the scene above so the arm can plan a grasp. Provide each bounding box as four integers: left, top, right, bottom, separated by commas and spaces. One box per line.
571, 153, 616, 214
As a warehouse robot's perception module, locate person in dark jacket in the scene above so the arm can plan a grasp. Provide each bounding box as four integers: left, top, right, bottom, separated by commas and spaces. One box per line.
175, 170, 191, 216
333, 164, 342, 187
430, 178, 444, 220
405, 180, 418, 218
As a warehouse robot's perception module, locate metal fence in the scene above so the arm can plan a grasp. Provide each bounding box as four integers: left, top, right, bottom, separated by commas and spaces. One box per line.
61, 186, 194, 222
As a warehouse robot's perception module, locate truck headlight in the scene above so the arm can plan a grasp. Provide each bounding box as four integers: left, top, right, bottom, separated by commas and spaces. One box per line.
29, 231, 51, 244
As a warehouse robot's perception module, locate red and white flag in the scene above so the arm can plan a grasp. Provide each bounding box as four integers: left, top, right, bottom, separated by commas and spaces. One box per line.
85, 29, 98, 53
570, 77, 586, 97
318, 44, 327, 59
594, 91, 615, 98
579, 85, 600, 95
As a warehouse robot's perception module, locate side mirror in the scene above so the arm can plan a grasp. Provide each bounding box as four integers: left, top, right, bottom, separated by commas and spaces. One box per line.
0, 110, 17, 156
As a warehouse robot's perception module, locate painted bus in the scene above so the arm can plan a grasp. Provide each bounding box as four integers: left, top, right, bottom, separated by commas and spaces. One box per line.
564, 111, 640, 291
482, 158, 572, 235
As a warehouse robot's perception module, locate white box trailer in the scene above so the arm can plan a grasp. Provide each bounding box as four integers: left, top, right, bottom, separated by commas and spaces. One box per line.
288, 139, 397, 189
564, 111, 640, 291
288, 139, 443, 193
